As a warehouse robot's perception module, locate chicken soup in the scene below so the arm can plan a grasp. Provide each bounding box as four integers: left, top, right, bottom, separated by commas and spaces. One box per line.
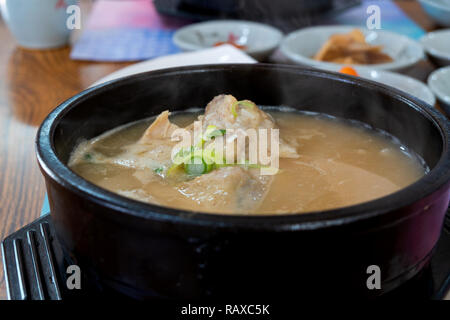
69, 94, 426, 215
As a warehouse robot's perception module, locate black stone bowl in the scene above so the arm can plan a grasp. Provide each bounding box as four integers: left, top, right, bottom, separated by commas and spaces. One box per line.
36, 64, 450, 299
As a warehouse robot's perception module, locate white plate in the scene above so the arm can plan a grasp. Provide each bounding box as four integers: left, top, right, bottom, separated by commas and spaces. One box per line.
91, 44, 256, 87
428, 66, 450, 115
420, 29, 450, 67
173, 20, 283, 61
324, 65, 435, 106
280, 25, 424, 72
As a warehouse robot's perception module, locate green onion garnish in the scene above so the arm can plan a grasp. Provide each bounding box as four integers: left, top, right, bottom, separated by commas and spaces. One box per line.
184, 156, 209, 176
204, 125, 226, 140
238, 100, 255, 109
230, 100, 256, 118
167, 163, 182, 176
231, 101, 238, 118
153, 167, 163, 174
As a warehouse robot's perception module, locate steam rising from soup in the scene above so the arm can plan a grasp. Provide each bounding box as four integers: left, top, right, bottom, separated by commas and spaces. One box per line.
69, 95, 426, 215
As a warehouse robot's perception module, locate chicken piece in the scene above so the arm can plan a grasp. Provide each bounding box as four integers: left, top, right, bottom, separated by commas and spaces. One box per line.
201, 94, 298, 159
109, 111, 182, 172
203, 94, 274, 131
69, 110, 182, 174
175, 166, 273, 214
139, 110, 180, 143
108, 142, 174, 171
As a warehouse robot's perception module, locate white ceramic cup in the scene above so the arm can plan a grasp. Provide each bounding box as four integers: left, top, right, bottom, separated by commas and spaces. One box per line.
0, 0, 78, 49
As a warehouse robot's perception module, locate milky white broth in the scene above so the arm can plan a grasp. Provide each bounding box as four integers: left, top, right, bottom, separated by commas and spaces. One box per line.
69, 109, 426, 215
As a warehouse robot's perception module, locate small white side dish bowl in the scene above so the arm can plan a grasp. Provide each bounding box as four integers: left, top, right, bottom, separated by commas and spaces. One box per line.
428, 66, 450, 115
280, 25, 424, 72
418, 0, 450, 27
173, 20, 283, 60
325, 65, 436, 106
420, 29, 450, 67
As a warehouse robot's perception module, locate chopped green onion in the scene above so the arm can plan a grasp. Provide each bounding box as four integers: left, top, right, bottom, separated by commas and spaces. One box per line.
185, 156, 208, 176
212, 129, 226, 138
204, 125, 226, 140
231, 101, 238, 118
173, 146, 196, 165
153, 167, 163, 174
83, 153, 93, 161
201, 147, 216, 165
238, 100, 255, 109
230, 100, 256, 118
167, 163, 183, 176
206, 162, 215, 173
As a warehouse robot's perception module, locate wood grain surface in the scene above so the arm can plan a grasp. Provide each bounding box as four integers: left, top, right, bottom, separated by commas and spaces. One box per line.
0, 4, 131, 298
0, 0, 446, 300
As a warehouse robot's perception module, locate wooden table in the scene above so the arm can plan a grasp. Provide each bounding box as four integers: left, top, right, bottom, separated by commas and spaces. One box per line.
0, 5, 132, 299
0, 1, 445, 300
